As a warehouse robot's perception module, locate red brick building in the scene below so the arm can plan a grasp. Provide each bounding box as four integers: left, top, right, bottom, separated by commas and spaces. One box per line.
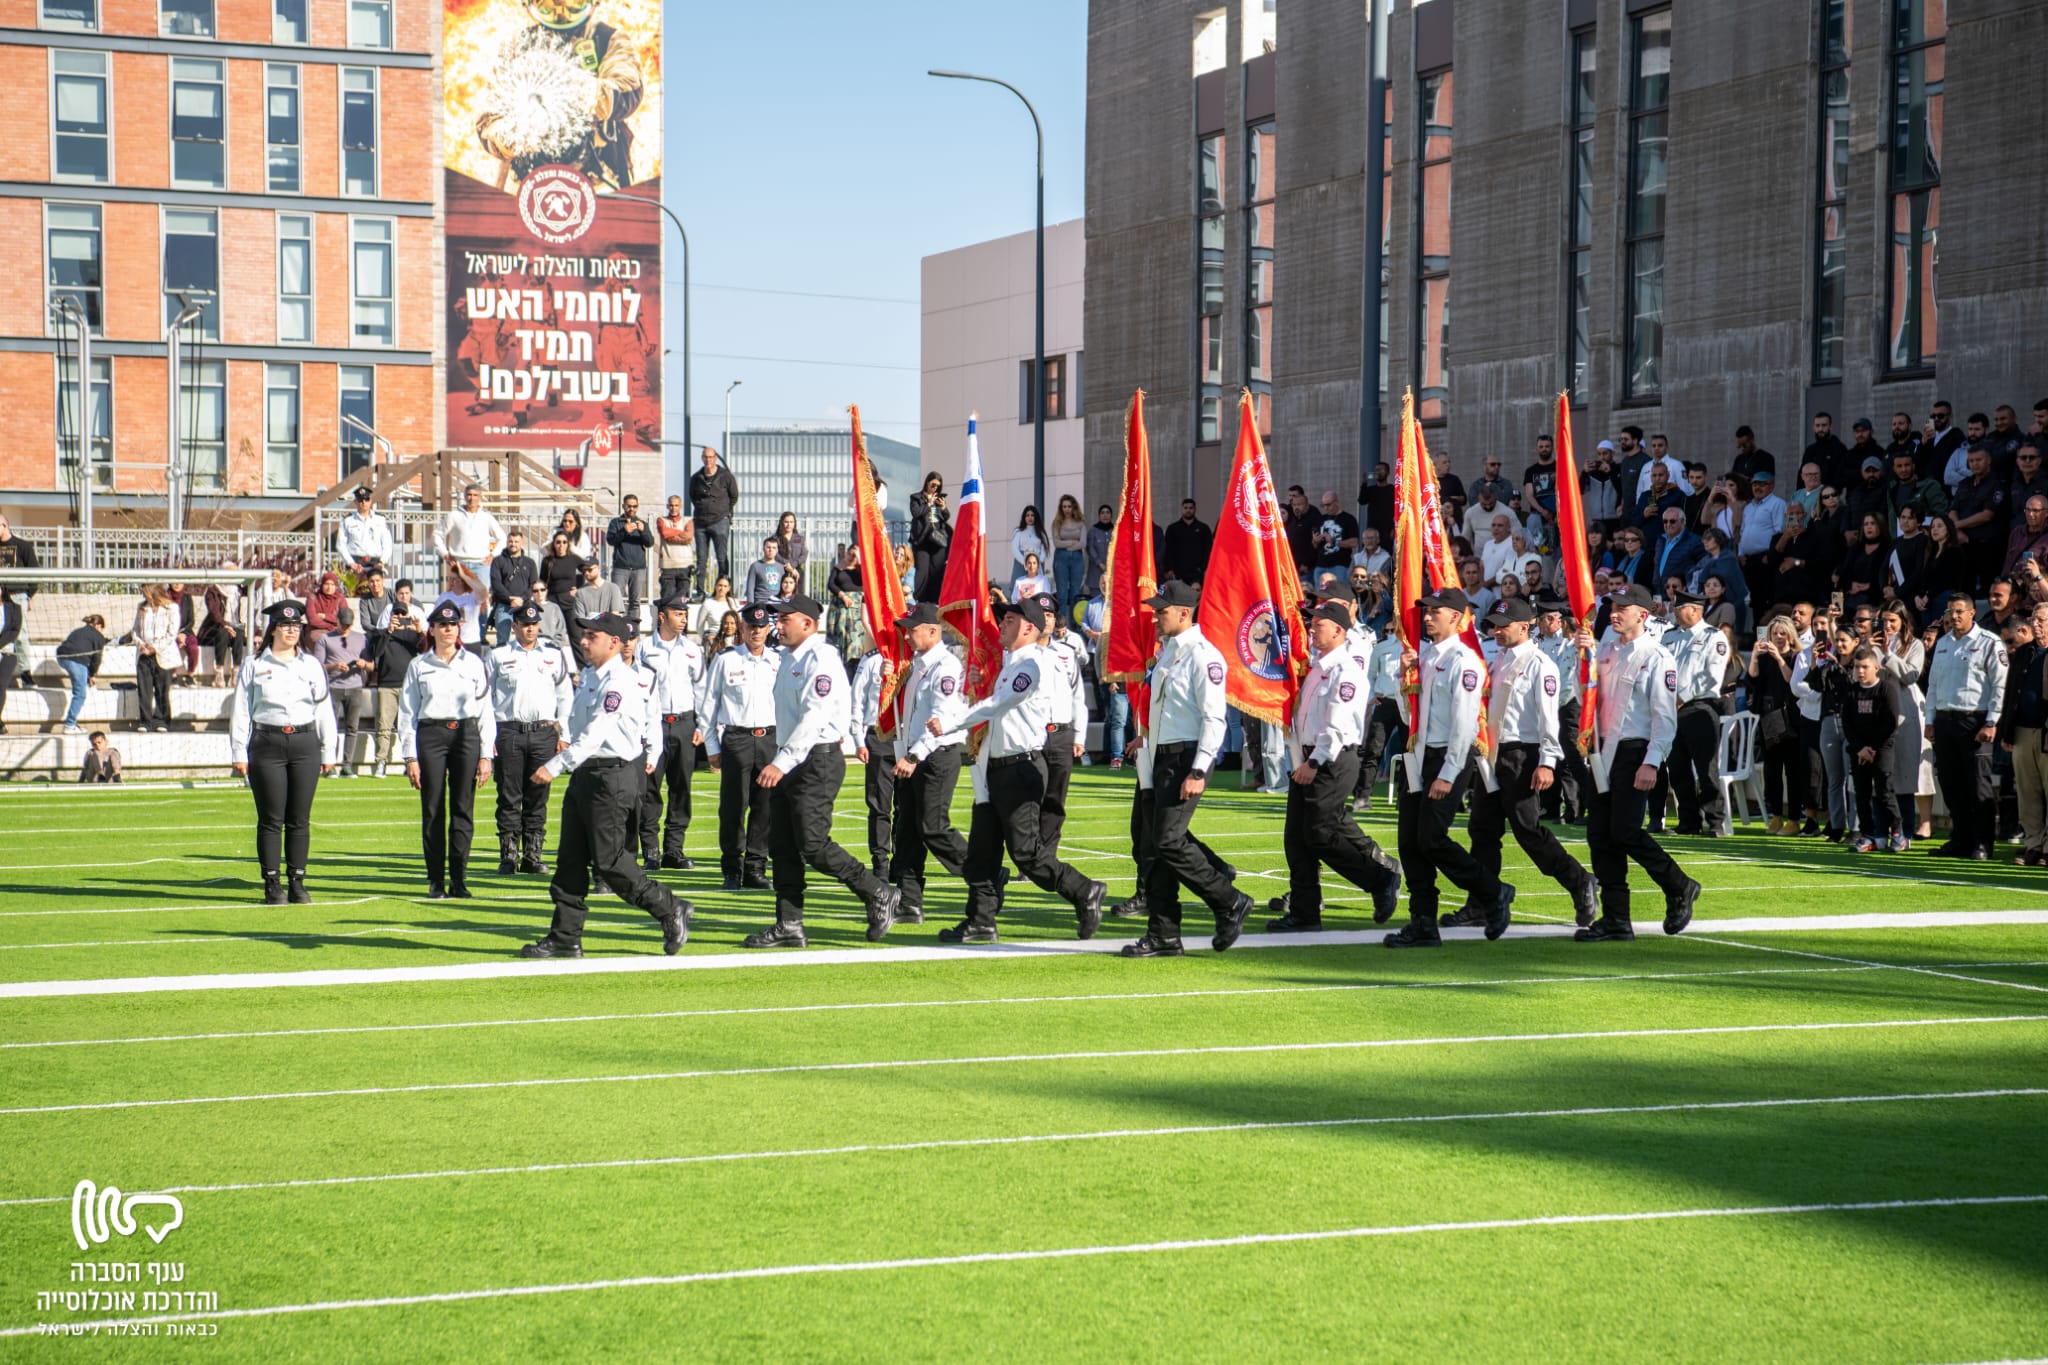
0, 0, 439, 524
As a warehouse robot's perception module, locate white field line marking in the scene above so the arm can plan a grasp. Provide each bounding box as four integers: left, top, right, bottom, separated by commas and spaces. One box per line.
9, 960, 2047, 1053
8, 910, 2048, 999
0, 897, 386, 922
1708, 850, 2048, 898
1683, 930, 2048, 998
3, 1014, 2042, 1118
5, 1193, 2042, 1337
2, 1086, 2038, 1210
19, 961, 2048, 1055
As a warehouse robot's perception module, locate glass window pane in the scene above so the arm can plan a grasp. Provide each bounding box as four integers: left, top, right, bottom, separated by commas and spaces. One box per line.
171, 82, 222, 137
161, 0, 213, 36
1892, 0, 1946, 50
54, 135, 107, 182
54, 74, 104, 128
279, 297, 310, 343
1889, 46, 1942, 188
1198, 135, 1224, 213
1630, 111, 1667, 236
268, 144, 300, 191
348, 0, 390, 46
1815, 206, 1846, 380
1627, 238, 1664, 396
1825, 0, 1854, 66
1821, 69, 1851, 201
1572, 31, 1596, 123
1887, 189, 1938, 369
1417, 274, 1448, 422
278, 237, 309, 295
273, 0, 305, 41
353, 239, 390, 295
1634, 10, 1671, 110
1419, 159, 1450, 263
1571, 127, 1593, 245
1570, 249, 1591, 399
1247, 304, 1272, 383
1247, 123, 1275, 202
43, 0, 98, 30
268, 86, 298, 141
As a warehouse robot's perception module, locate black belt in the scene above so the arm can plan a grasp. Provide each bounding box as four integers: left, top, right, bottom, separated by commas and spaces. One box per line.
582, 756, 626, 770
1047, 722, 1073, 734
989, 751, 1039, 770
418, 717, 479, 731
500, 720, 557, 732
1156, 741, 1195, 756
253, 723, 313, 735
725, 725, 773, 738
663, 711, 694, 724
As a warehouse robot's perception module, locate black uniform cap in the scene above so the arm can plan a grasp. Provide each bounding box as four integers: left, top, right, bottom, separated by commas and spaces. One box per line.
578, 612, 634, 640
1309, 601, 1354, 630
896, 602, 941, 630
1143, 581, 1201, 612
263, 599, 308, 625
511, 603, 544, 624
1533, 596, 1573, 615
738, 603, 775, 629
1607, 584, 1656, 612
656, 592, 691, 614
1481, 599, 1537, 628
781, 592, 825, 621
1670, 589, 1707, 607
1418, 587, 1471, 613
351, 486, 373, 502
427, 602, 465, 628
998, 598, 1049, 630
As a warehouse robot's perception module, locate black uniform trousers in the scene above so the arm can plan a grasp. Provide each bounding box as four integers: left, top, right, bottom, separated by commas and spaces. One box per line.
862, 727, 897, 876
1284, 748, 1398, 919
1544, 699, 1592, 820
1931, 709, 1994, 855
1468, 742, 1593, 895
1396, 745, 1499, 918
717, 726, 775, 878
1586, 737, 1688, 901
1144, 742, 1240, 938
494, 721, 558, 858
543, 757, 680, 946
888, 743, 968, 910
965, 752, 1093, 924
1666, 700, 1726, 833
415, 718, 481, 887
247, 724, 320, 875
1040, 722, 1077, 850
1359, 701, 1406, 803
650, 710, 696, 861
769, 743, 882, 926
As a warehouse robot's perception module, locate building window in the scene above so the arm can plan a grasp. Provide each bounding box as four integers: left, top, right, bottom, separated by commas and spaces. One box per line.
1378, 84, 1390, 408
51, 51, 110, 184
1886, 0, 1942, 373
1813, 0, 1852, 380
340, 366, 376, 475
266, 64, 300, 193
351, 217, 394, 346
41, 0, 98, 32
1019, 356, 1066, 423
1245, 118, 1275, 436
348, 0, 391, 48
1566, 28, 1595, 402
265, 363, 301, 493
341, 67, 378, 197
1196, 131, 1225, 444
56, 354, 112, 493
181, 359, 226, 493
272, 0, 304, 42
278, 213, 312, 344
1414, 69, 1452, 424
1625, 9, 1670, 400
162, 207, 219, 341
47, 202, 103, 335
159, 0, 211, 37
170, 58, 225, 191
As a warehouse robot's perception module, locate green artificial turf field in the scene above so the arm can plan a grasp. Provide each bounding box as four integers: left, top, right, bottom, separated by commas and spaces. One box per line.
1, 767, 2044, 1360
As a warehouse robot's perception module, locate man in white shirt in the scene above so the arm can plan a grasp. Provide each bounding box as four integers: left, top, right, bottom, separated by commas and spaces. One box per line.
1737, 468, 1788, 593
1351, 526, 1392, 578
883, 603, 970, 929
433, 484, 505, 598
337, 486, 395, 572
1479, 514, 1520, 586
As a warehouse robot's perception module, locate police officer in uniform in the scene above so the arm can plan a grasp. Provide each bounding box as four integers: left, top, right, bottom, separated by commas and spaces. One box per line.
1386, 588, 1515, 947
1574, 584, 1702, 941
700, 601, 779, 889
519, 613, 692, 959
1265, 599, 1402, 933
229, 599, 338, 904
622, 627, 667, 872
488, 602, 573, 874
1664, 590, 1731, 836
1357, 624, 1408, 813
1535, 598, 1591, 823
1034, 591, 1090, 852
1122, 582, 1254, 958
1925, 591, 2008, 860
853, 644, 898, 880
638, 592, 705, 870
399, 602, 497, 899
879, 603, 968, 935
940, 598, 1108, 944
743, 594, 902, 948
1449, 599, 1598, 928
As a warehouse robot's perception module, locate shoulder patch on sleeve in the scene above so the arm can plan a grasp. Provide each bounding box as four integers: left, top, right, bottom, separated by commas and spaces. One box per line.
1997, 646, 2009, 667
1011, 670, 1033, 694
1206, 661, 1226, 685
1543, 673, 1559, 696
814, 674, 833, 697
1664, 669, 1679, 692
939, 675, 957, 696
1338, 680, 1356, 702
1461, 669, 1480, 692
601, 690, 623, 713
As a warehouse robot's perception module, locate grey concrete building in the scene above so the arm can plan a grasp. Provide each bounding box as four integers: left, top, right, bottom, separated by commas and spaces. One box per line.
1084, 0, 2048, 515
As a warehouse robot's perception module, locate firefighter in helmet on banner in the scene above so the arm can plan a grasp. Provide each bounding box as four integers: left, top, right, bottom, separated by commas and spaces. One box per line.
476, 0, 646, 190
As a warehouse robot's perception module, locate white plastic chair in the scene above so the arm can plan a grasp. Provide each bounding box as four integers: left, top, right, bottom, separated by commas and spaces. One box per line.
1718, 712, 1759, 827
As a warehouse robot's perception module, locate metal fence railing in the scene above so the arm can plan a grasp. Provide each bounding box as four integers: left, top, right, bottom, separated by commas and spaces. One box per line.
17, 528, 316, 577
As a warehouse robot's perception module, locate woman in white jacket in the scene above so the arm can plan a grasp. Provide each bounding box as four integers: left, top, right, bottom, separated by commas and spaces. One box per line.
1009, 505, 1048, 587
133, 585, 179, 732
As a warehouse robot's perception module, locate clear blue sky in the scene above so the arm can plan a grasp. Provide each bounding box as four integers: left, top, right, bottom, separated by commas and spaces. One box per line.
660, 0, 1086, 490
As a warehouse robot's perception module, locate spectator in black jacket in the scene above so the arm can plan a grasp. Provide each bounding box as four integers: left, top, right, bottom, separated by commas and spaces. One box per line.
688, 448, 740, 595
1842, 645, 1905, 851
56, 614, 107, 733
909, 472, 951, 604
1803, 413, 1854, 491
364, 614, 426, 777
606, 495, 655, 622
0, 592, 20, 721
539, 531, 586, 605
488, 530, 539, 646
1159, 499, 1215, 587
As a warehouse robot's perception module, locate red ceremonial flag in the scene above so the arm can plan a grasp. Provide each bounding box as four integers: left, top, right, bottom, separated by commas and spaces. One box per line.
938, 416, 1003, 706
1552, 392, 1599, 752
1103, 391, 1159, 729
850, 405, 910, 736
1394, 391, 1488, 740
1199, 391, 1307, 727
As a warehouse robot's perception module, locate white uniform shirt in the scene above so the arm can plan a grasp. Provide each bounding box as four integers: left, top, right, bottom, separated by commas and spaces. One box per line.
1416, 635, 1486, 782
901, 643, 968, 762
337, 510, 395, 565
432, 591, 484, 646
698, 645, 780, 756
1667, 621, 1730, 705
1927, 625, 2008, 721
397, 648, 497, 760
1042, 632, 1089, 728
1365, 634, 1406, 709
629, 657, 663, 757
1789, 646, 1826, 722
638, 628, 705, 718
1537, 629, 1582, 706
960, 644, 1061, 761
487, 638, 573, 726
229, 649, 338, 764
1290, 644, 1367, 766
771, 633, 854, 771
434, 507, 505, 562
1593, 631, 1679, 766
1145, 629, 1228, 774
852, 651, 891, 735
546, 655, 653, 776
1487, 639, 1563, 768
